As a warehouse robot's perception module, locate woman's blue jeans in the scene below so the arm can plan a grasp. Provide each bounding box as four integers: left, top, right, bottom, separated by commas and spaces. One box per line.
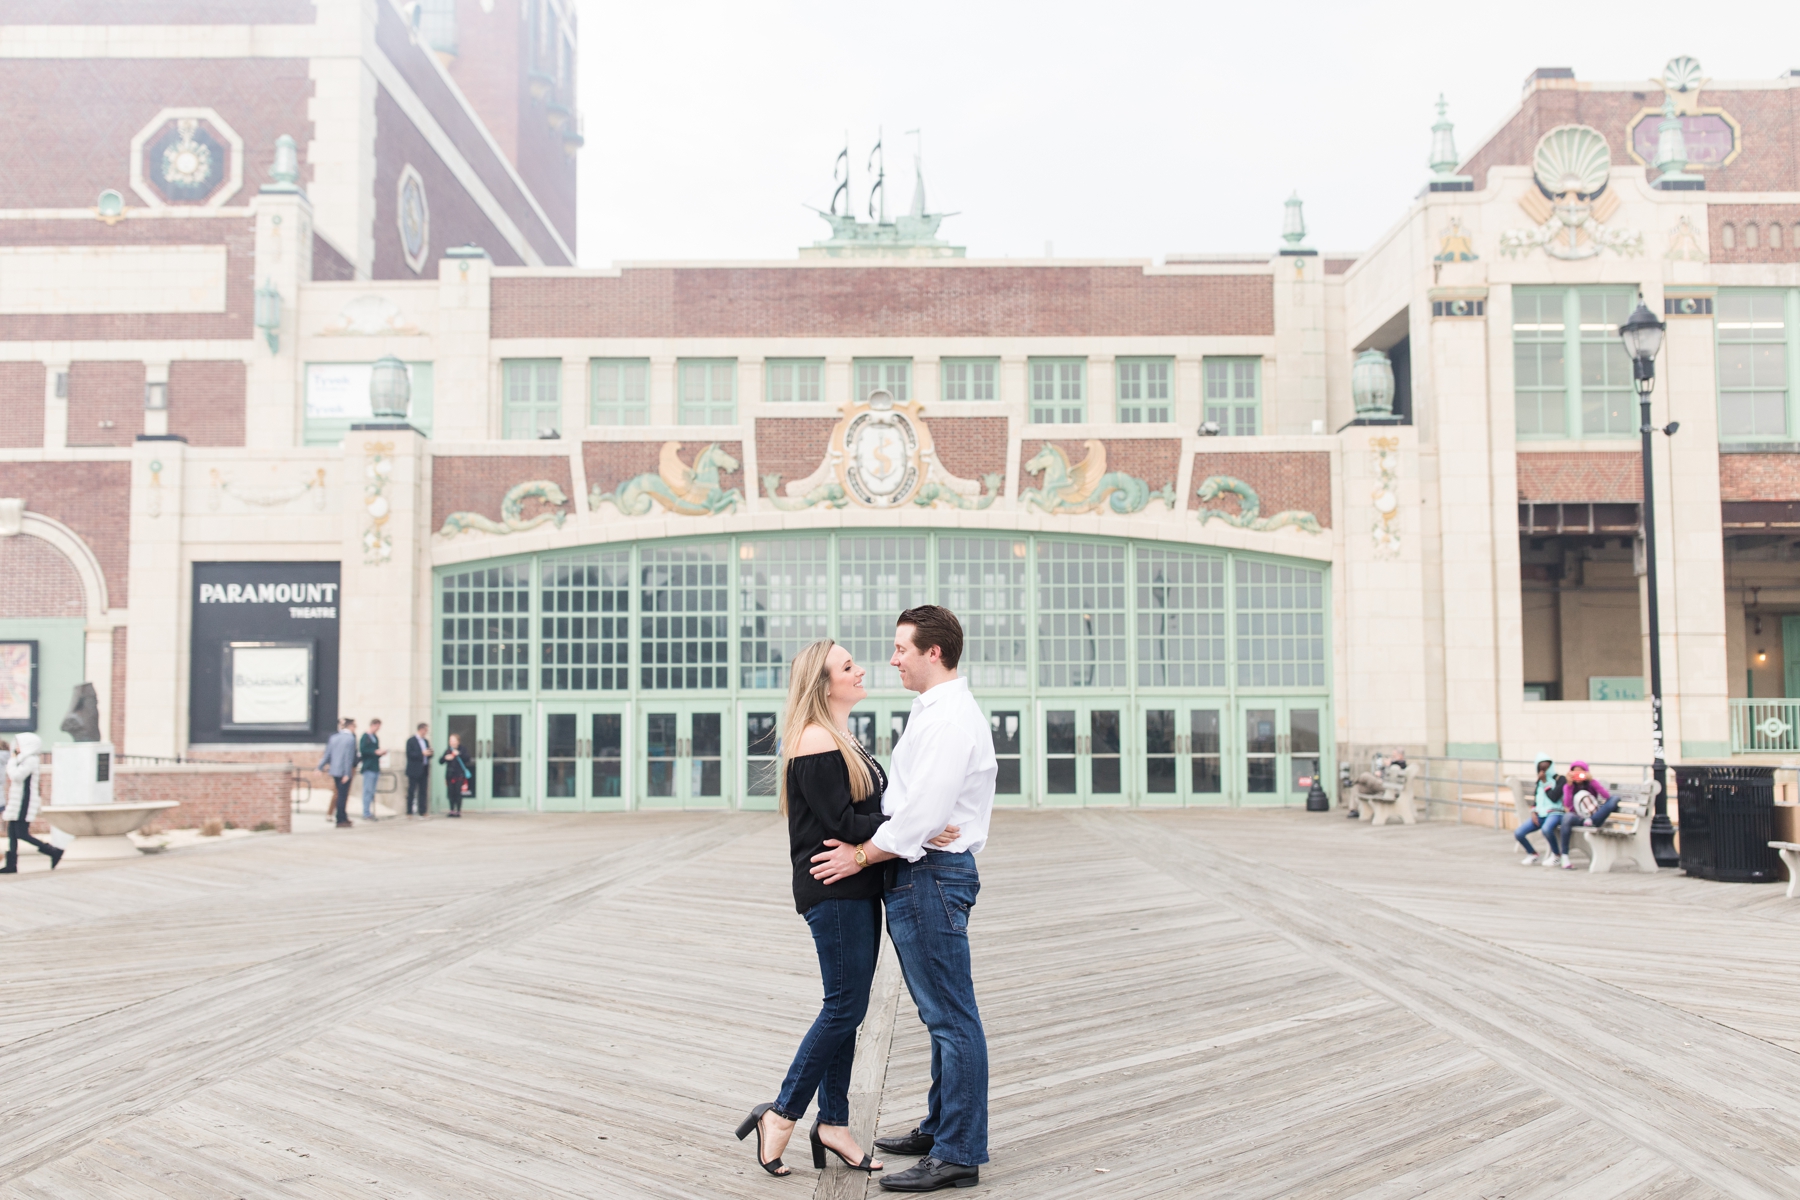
775, 896, 882, 1125
1515, 812, 1569, 855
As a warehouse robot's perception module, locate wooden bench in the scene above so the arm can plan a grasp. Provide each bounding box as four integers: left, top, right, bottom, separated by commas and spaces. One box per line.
1575, 780, 1660, 874
1365, 762, 1421, 827
1770, 842, 1800, 899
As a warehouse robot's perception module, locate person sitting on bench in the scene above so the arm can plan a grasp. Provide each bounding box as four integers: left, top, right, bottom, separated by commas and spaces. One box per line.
1566, 761, 1618, 830
1513, 752, 1570, 867
1349, 749, 1408, 817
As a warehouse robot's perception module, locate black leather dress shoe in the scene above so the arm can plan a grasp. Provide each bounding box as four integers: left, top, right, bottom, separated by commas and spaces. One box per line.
878, 1156, 979, 1191
873, 1128, 935, 1157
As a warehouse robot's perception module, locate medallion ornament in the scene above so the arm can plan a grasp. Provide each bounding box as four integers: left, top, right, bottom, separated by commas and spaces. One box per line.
763, 391, 999, 512
397, 165, 431, 274
1500, 126, 1642, 260
129, 108, 243, 208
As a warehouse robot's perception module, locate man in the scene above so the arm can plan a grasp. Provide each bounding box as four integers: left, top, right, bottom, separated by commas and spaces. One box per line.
812, 604, 996, 1192
358, 718, 384, 821
318, 718, 357, 827
1347, 748, 1408, 818
405, 722, 432, 816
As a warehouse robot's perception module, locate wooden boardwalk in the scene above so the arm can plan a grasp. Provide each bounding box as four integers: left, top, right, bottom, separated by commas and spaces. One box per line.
1, 808, 1798, 1197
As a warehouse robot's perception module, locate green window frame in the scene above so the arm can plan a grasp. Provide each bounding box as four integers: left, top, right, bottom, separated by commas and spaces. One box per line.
1716, 289, 1798, 442
1202, 358, 1260, 436
854, 359, 912, 404
1512, 286, 1637, 439
678, 359, 737, 425
1117, 358, 1173, 423
765, 359, 824, 404
503, 359, 562, 440
1029, 358, 1086, 424
589, 359, 649, 426
440, 563, 534, 692
941, 359, 999, 402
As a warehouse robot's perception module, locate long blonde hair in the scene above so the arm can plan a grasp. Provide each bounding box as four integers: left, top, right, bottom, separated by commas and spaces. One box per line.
778, 639, 874, 815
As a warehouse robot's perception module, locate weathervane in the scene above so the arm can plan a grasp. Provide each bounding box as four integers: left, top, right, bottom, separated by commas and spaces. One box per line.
867, 127, 885, 223
829, 132, 849, 217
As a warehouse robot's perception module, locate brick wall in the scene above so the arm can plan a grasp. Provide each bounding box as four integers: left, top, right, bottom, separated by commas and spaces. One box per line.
444, 0, 523, 166
1190, 451, 1333, 527
1460, 86, 1800, 194
67, 361, 144, 447
755, 418, 838, 495
493, 267, 1275, 339
0, 537, 85, 619
168, 360, 247, 447
0, 218, 254, 342
1719, 453, 1800, 501
1711, 205, 1800, 263
312, 232, 357, 282
1516, 451, 1643, 502
1021, 437, 1184, 493
6, 462, 131, 605
0, 59, 313, 209
110, 627, 127, 748
374, 87, 526, 276
582, 440, 744, 497
924, 417, 1010, 482
40, 762, 296, 835
430, 454, 573, 530
0, 362, 44, 448
0, 1, 314, 21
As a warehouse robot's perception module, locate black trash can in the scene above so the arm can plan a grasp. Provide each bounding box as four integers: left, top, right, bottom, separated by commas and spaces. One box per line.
1676, 766, 1782, 883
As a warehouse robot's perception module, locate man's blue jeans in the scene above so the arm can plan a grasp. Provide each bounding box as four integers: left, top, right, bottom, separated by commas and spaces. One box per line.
884, 850, 988, 1167
775, 896, 882, 1126
360, 770, 380, 818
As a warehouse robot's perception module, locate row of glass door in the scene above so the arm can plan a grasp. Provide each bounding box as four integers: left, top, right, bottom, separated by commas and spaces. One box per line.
435, 701, 1327, 811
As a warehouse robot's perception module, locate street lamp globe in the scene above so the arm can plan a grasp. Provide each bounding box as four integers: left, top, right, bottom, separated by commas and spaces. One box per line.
1618, 302, 1666, 391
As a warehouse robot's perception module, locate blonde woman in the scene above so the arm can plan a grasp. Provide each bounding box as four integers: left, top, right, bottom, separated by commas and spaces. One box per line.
736, 639, 956, 1177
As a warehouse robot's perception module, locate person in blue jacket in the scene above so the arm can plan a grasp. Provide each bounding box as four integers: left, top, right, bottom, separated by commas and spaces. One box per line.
1513, 753, 1571, 868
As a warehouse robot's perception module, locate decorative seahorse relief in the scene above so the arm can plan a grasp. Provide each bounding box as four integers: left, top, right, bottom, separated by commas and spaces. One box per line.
1019, 441, 1174, 515
912, 475, 1003, 510
1194, 476, 1322, 534
592, 442, 744, 516
438, 480, 570, 536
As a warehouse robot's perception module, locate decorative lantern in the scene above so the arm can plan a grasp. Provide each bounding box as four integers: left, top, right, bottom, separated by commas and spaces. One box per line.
253, 278, 282, 353
270, 134, 300, 188
1281, 192, 1308, 248
369, 354, 411, 419
1351, 349, 1396, 417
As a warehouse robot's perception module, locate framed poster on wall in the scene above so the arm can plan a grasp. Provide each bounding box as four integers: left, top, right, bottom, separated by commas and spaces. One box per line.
0, 641, 37, 733
221, 641, 315, 733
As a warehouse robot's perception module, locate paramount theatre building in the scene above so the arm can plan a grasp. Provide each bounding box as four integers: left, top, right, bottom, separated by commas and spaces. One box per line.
6, 18, 1800, 814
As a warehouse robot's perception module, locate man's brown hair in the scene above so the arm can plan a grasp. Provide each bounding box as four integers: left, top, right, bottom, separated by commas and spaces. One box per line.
896, 605, 964, 669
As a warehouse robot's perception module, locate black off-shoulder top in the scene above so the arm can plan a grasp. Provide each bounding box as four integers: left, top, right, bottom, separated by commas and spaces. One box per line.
785, 746, 889, 913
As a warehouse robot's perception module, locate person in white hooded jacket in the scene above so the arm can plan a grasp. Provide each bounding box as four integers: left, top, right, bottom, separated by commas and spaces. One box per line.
4, 733, 63, 872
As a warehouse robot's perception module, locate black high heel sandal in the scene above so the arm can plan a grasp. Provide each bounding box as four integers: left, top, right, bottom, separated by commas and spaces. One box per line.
734, 1102, 792, 1176
811, 1123, 881, 1172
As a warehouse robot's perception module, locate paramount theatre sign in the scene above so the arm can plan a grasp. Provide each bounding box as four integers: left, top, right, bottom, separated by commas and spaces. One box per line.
190, 563, 341, 744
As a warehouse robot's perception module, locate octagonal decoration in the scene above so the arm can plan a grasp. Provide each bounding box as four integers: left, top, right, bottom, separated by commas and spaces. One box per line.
129, 107, 244, 208
397, 164, 430, 275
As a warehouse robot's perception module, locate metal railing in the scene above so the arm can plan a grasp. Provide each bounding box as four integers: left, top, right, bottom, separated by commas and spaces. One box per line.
1729, 699, 1800, 754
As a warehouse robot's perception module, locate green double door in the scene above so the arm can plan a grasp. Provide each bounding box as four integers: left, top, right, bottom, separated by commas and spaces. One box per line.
537, 703, 629, 812
442, 705, 531, 811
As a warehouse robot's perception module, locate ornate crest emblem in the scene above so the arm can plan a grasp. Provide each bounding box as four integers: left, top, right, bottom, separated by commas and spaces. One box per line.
1500, 126, 1642, 261
397, 165, 430, 274
162, 119, 213, 185
765, 391, 999, 511
130, 108, 241, 207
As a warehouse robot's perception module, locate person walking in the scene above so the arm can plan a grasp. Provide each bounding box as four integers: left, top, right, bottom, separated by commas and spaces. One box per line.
358, 718, 384, 821
318, 718, 357, 827
3, 734, 62, 872
439, 734, 472, 818
405, 722, 432, 816
812, 605, 997, 1192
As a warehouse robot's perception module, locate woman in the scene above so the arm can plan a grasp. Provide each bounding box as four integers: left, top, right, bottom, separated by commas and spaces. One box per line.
735, 639, 957, 1177
1513, 753, 1561, 865
438, 734, 472, 819
4, 733, 63, 872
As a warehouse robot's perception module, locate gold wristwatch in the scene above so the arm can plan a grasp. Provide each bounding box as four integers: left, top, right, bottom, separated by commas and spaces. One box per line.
853, 844, 868, 866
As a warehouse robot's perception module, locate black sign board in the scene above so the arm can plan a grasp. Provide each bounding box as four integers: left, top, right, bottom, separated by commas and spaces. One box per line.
189, 562, 340, 744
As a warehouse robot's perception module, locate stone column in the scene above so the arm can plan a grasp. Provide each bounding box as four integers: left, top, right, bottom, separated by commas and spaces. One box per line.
436, 251, 493, 440
124, 440, 187, 757
338, 428, 432, 743
1269, 252, 1327, 435
247, 185, 313, 448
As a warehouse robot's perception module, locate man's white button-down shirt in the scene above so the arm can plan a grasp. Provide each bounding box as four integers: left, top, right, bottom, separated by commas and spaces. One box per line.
870, 677, 997, 862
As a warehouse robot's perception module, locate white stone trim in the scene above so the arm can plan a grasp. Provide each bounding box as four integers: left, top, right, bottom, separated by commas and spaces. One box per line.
128, 107, 245, 210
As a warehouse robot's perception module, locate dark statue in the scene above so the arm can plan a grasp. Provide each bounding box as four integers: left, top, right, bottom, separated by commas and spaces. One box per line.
60, 682, 101, 742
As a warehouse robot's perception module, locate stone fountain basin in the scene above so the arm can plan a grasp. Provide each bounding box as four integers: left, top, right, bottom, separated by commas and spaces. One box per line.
43, 802, 179, 859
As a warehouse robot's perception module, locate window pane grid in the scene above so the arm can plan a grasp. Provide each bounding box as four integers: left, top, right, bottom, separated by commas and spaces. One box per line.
679, 360, 736, 424
1234, 560, 1326, 687
938, 537, 1028, 688
766, 360, 824, 404
440, 564, 532, 691
838, 536, 928, 692
640, 543, 729, 689
1036, 541, 1127, 687
942, 360, 998, 401
1203, 357, 1259, 435
504, 360, 560, 440
1579, 290, 1636, 436
539, 551, 630, 691
1136, 548, 1226, 687
1117, 359, 1172, 424
1029, 359, 1086, 424
854, 360, 912, 404
1718, 290, 1789, 439
738, 538, 830, 688
590, 359, 649, 426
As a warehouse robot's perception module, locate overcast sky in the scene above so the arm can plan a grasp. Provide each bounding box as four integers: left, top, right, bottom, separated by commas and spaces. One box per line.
573, 1, 1797, 266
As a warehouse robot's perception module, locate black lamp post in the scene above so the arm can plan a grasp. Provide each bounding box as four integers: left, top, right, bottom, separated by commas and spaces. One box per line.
1618, 301, 1680, 867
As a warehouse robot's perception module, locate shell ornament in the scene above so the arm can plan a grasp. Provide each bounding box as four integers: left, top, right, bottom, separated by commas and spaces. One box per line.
1662, 55, 1702, 93
1532, 125, 1612, 198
